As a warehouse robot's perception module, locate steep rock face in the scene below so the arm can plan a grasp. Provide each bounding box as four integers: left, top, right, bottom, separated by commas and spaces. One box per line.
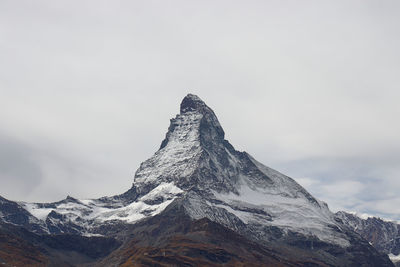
134, 94, 231, 193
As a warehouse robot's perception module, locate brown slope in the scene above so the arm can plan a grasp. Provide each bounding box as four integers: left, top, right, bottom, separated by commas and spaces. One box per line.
0, 228, 48, 267
0, 222, 120, 267
94, 203, 331, 267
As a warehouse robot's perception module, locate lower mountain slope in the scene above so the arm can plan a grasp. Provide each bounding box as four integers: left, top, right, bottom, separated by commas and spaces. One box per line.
93, 201, 394, 267
0, 223, 48, 267
0, 221, 121, 267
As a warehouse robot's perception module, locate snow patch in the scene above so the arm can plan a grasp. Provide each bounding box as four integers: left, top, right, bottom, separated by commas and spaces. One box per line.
213, 176, 350, 247
96, 183, 182, 223
21, 182, 184, 230
141, 182, 183, 201
24, 203, 53, 220
389, 253, 400, 263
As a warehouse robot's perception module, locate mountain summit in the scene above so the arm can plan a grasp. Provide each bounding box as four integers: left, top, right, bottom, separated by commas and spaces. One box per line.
0, 94, 394, 266
128, 94, 347, 245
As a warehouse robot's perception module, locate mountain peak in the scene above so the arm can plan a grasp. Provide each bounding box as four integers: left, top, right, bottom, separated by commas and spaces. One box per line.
180, 94, 210, 114
158, 94, 224, 151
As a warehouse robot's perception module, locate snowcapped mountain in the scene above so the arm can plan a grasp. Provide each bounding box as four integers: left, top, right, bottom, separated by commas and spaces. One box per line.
0, 94, 394, 266
9, 94, 345, 243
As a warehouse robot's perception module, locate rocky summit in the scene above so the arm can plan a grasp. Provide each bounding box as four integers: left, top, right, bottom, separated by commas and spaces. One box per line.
0, 94, 394, 266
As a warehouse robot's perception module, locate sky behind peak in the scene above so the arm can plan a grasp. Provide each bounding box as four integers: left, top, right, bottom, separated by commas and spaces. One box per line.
1, 0, 400, 220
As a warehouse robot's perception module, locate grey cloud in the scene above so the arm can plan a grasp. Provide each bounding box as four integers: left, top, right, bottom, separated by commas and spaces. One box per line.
277, 156, 400, 218
0, 134, 44, 199
0, 1, 399, 219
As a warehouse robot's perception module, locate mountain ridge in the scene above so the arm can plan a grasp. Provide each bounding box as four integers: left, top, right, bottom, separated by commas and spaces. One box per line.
336, 211, 400, 265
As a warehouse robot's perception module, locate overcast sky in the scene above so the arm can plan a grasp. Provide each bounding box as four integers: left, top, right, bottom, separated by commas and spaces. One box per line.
1, 1, 399, 220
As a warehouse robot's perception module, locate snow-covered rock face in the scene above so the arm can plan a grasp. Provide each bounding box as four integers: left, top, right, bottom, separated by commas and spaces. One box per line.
10, 94, 350, 246
133, 107, 203, 190
133, 93, 229, 194
21, 182, 183, 234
